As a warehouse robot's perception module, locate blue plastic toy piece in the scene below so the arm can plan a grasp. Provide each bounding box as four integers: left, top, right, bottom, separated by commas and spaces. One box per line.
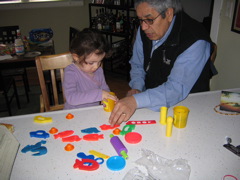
21, 140, 47, 156
77, 152, 95, 160
81, 127, 100, 134
21, 141, 43, 153
95, 157, 104, 165
77, 152, 104, 165
106, 156, 126, 171
30, 130, 50, 139
31, 146, 47, 156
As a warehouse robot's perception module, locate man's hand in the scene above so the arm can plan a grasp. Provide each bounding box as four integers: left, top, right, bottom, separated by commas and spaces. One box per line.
109, 96, 137, 126
126, 89, 141, 96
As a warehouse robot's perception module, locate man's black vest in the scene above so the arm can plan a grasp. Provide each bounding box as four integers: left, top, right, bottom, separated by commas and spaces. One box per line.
141, 11, 215, 93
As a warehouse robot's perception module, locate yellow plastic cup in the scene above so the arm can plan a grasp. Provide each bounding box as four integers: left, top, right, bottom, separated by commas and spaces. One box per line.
103, 92, 116, 112
173, 106, 190, 128
160, 106, 168, 125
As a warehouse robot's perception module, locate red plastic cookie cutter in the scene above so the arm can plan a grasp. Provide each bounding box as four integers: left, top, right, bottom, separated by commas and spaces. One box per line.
126, 120, 156, 125
54, 130, 74, 139
73, 159, 100, 171
62, 135, 81, 142
100, 124, 120, 130
83, 134, 104, 141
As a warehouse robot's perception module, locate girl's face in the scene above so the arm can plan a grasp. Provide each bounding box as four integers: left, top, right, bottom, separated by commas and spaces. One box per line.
73, 51, 105, 75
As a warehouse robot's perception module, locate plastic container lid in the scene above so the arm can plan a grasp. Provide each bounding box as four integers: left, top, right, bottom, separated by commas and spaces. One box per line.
106, 156, 126, 171
125, 132, 142, 144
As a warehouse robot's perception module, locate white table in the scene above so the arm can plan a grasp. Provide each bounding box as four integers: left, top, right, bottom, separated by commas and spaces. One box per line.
1, 88, 240, 180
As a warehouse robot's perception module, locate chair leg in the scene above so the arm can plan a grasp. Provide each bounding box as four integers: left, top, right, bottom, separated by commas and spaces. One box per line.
22, 74, 30, 102
13, 80, 21, 109
24, 68, 30, 92
3, 92, 12, 116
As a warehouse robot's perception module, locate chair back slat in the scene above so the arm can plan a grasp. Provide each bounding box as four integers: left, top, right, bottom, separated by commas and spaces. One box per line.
50, 69, 59, 105
35, 52, 73, 112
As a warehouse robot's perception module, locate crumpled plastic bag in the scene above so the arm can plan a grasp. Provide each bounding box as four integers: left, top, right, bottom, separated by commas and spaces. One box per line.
123, 149, 191, 180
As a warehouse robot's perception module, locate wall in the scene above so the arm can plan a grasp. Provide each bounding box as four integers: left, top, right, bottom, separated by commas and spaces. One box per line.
0, 0, 211, 54
211, 0, 240, 90
181, 0, 211, 22
0, 2, 89, 53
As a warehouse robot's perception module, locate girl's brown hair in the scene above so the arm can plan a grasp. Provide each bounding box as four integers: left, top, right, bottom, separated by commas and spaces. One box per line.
70, 28, 111, 62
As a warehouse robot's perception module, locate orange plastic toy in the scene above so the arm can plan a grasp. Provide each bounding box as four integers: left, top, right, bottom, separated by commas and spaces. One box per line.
49, 127, 58, 134
65, 144, 74, 151
66, 113, 74, 119
113, 128, 121, 135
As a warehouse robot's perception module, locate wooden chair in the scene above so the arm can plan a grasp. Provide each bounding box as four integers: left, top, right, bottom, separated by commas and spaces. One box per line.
35, 52, 73, 112
0, 71, 20, 116
0, 25, 30, 102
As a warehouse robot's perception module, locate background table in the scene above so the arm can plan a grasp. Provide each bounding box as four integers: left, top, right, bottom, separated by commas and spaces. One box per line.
0, 43, 54, 70
0, 55, 36, 69
0, 88, 240, 180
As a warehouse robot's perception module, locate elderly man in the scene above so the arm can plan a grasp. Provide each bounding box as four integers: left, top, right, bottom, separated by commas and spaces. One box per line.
109, 0, 216, 126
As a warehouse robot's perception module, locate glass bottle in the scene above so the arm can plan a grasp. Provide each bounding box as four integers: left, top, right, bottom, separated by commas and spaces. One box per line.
116, 12, 122, 32
14, 29, 25, 56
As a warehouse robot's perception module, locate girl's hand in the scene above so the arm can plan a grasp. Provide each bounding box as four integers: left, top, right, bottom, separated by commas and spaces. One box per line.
102, 90, 118, 102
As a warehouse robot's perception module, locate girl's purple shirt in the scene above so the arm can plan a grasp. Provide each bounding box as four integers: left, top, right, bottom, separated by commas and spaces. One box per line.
63, 63, 110, 110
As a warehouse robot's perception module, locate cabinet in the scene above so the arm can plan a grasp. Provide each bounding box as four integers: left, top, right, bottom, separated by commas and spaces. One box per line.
88, 1, 138, 77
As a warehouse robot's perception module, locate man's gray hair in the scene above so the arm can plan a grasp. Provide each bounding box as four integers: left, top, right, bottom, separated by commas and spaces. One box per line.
134, 0, 182, 17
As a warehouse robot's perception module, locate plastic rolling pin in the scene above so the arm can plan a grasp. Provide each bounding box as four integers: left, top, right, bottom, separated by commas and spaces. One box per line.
110, 134, 128, 159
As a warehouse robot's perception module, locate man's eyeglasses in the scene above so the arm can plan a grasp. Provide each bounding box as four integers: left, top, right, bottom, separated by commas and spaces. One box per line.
138, 13, 161, 25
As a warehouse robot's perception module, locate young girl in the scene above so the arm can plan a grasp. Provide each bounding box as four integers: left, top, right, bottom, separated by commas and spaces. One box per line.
63, 28, 118, 110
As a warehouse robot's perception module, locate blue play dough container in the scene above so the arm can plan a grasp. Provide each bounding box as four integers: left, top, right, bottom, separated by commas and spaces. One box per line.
106, 156, 126, 171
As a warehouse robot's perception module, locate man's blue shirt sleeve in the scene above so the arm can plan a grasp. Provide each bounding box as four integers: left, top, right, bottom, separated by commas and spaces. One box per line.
129, 28, 146, 91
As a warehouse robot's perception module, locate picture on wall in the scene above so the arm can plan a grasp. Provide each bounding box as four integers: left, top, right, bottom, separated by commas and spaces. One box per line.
220, 91, 240, 113
231, 0, 240, 33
